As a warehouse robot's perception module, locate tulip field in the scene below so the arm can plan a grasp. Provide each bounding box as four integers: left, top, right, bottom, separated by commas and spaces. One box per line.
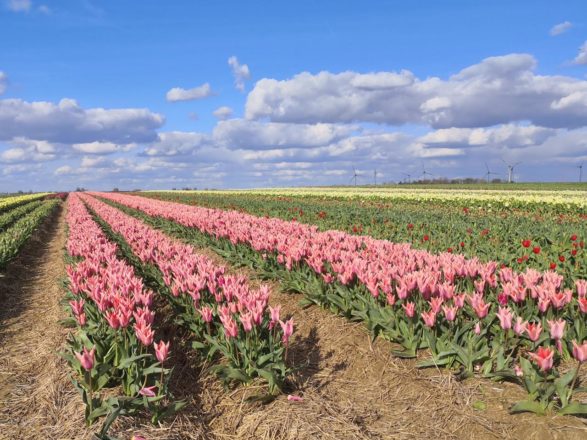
0, 193, 60, 268
2, 187, 587, 439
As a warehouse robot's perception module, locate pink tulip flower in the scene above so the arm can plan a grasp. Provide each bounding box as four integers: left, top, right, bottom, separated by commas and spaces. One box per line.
525, 322, 543, 342
139, 386, 157, 397
154, 340, 170, 364
572, 340, 587, 362
547, 319, 566, 340
496, 306, 513, 330
280, 318, 294, 345
75, 347, 96, 371
402, 302, 415, 318
421, 310, 436, 328
528, 346, 554, 372
513, 316, 527, 336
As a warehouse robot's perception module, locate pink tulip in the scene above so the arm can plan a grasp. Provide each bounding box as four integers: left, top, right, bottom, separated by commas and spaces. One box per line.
472, 299, 490, 319
513, 316, 527, 336
105, 310, 120, 329
199, 306, 213, 323
75, 347, 96, 371
402, 302, 415, 318
572, 340, 587, 362
139, 386, 157, 397
495, 306, 513, 330
442, 304, 458, 322
76, 312, 87, 326
525, 322, 542, 342
223, 317, 239, 339
239, 312, 254, 333
453, 294, 466, 309
269, 305, 281, 324
134, 321, 155, 346
421, 310, 436, 328
280, 318, 294, 345
287, 394, 303, 402
547, 319, 566, 340
528, 346, 554, 372
154, 340, 170, 364
474, 322, 481, 335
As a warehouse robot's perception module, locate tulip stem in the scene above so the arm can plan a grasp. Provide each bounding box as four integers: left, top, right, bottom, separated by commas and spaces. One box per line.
568, 361, 582, 404
88, 371, 93, 419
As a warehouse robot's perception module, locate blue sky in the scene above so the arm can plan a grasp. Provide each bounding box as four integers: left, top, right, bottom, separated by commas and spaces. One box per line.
1, 0, 587, 191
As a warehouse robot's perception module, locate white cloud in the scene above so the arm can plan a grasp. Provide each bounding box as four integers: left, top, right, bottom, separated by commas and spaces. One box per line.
0, 98, 164, 143
143, 131, 210, 156
80, 156, 108, 168
165, 83, 214, 102
213, 106, 233, 120
213, 119, 356, 150
54, 165, 74, 175
574, 41, 587, 65
0, 72, 6, 95
37, 4, 49, 14
228, 56, 251, 92
550, 21, 572, 36
419, 124, 556, 149
5, 0, 31, 12
0, 138, 56, 163
72, 141, 133, 154
245, 54, 587, 129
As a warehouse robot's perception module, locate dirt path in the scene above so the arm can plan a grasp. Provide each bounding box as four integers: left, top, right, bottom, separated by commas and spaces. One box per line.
0, 205, 90, 439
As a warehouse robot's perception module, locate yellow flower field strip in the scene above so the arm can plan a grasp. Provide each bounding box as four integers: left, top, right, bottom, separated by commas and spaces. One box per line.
151, 188, 587, 209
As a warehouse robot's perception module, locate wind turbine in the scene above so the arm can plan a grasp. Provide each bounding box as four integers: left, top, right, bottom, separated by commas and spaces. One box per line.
373, 169, 378, 186
577, 163, 584, 183
350, 167, 361, 186
502, 159, 521, 183
420, 162, 434, 181
402, 172, 412, 184
483, 162, 500, 184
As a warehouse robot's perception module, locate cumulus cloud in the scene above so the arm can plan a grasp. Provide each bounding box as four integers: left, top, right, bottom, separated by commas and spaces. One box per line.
228, 56, 251, 92
418, 124, 556, 149
0, 137, 56, 163
213, 106, 233, 120
550, 21, 572, 36
5, 0, 31, 12
0, 72, 7, 95
0, 98, 164, 143
143, 131, 210, 156
245, 54, 587, 129
166, 83, 214, 102
574, 41, 587, 65
213, 119, 356, 150
72, 141, 134, 154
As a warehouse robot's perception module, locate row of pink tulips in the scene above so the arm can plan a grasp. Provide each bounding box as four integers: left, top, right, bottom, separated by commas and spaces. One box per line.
93, 192, 587, 415
64, 193, 175, 430
79, 193, 293, 392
